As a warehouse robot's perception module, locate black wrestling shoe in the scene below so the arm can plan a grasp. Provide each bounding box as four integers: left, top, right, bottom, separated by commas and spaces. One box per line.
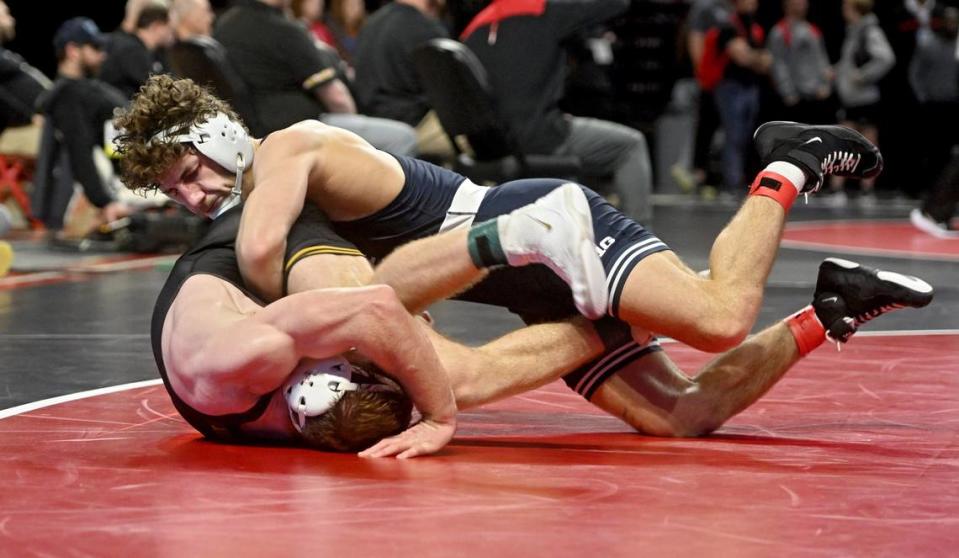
753, 121, 884, 193
812, 258, 934, 343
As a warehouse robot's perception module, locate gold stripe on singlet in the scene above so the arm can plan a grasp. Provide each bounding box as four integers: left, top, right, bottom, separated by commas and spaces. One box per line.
285, 245, 365, 272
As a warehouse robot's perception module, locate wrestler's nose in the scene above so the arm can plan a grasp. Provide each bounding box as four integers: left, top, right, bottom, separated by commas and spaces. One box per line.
180, 183, 205, 210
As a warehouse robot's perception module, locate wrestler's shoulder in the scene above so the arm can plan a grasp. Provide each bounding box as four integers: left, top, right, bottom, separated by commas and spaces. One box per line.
260, 121, 349, 152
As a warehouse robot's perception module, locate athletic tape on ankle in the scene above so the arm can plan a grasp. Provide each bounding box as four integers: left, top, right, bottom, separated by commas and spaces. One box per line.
467, 219, 507, 268
786, 305, 826, 357
749, 171, 798, 211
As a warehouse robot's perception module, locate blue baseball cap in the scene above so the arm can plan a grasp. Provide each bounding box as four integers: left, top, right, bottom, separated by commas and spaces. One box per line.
53, 17, 107, 54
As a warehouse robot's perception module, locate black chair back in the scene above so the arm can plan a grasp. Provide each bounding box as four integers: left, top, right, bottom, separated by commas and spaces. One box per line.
412, 38, 580, 182
167, 37, 265, 135
413, 38, 515, 160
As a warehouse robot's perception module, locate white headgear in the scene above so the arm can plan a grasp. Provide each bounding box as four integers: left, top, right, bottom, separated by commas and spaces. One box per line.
152, 112, 254, 219
283, 357, 358, 433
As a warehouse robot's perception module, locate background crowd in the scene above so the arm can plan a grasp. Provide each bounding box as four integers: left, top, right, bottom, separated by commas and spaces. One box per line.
0, 0, 957, 252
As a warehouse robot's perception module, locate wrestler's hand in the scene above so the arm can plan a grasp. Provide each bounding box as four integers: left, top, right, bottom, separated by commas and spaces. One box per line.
358, 416, 456, 459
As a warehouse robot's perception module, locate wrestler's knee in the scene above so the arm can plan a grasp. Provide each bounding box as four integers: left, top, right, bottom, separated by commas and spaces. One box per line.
668, 385, 728, 437
696, 284, 761, 351
693, 312, 751, 353
613, 405, 715, 438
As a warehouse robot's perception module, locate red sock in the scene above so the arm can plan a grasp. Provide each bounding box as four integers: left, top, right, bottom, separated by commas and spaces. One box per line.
749, 171, 799, 212
786, 305, 826, 357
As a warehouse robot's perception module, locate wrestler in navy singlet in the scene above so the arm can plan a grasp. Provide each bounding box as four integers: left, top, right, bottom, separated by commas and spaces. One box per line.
333, 156, 671, 398
151, 203, 363, 440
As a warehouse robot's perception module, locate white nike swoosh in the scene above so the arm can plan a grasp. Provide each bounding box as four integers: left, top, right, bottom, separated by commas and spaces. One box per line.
803, 137, 823, 145
823, 296, 839, 303
876, 271, 933, 294
528, 215, 553, 231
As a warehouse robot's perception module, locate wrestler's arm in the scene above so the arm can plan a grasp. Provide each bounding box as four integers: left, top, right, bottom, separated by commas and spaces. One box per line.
174, 276, 457, 457
236, 128, 314, 302
237, 124, 401, 301
287, 254, 606, 412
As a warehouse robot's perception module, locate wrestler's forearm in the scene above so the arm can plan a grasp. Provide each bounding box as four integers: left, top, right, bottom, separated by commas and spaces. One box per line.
238, 140, 315, 301
237, 208, 291, 302
427, 318, 605, 410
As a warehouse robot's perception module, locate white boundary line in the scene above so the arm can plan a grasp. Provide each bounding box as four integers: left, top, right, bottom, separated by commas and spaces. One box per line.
781, 239, 959, 262
656, 328, 959, 344
1, 329, 957, 422
782, 220, 959, 261
0, 379, 162, 420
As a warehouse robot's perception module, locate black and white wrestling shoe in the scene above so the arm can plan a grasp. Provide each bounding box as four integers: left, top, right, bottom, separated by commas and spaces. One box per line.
753, 121, 884, 194
811, 257, 934, 344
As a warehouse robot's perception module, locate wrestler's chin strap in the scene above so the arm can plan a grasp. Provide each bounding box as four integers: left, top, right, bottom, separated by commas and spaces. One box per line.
208, 153, 246, 220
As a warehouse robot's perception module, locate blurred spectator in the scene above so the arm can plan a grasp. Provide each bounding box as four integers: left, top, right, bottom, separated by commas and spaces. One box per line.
704, 0, 771, 196
353, 0, 453, 158
911, 151, 959, 238
166, 0, 265, 133
324, 0, 366, 64
767, 0, 834, 124
169, 0, 214, 41
671, 0, 730, 196
214, 0, 416, 154
101, 3, 174, 98
909, 3, 959, 195
291, 0, 355, 85
291, 0, 338, 49
906, 0, 937, 48
461, 0, 654, 222
35, 18, 133, 231
910, 5, 959, 239
831, 0, 894, 205
0, 0, 51, 134
120, 0, 170, 34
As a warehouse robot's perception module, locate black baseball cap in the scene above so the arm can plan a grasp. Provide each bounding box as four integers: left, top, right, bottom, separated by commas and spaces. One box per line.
53, 17, 107, 54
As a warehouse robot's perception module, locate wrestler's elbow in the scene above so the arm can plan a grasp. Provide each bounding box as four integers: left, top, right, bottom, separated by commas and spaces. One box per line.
665, 400, 726, 437
237, 230, 284, 271
356, 284, 407, 327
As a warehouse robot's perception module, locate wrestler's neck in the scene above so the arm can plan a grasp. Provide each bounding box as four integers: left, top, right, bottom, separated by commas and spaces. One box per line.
239, 138, 264, 198
238, 390, 300, 441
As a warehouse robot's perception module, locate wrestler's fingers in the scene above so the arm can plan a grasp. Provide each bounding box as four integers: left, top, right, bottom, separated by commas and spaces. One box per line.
358, 443, 394, 458
396, 444, 431, 459
358, 435, 405, 458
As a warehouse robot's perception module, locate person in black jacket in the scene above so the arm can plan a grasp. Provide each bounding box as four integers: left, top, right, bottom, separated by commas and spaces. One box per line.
38, 18, 134, 226
101, 4, 174, 99
461, 0, 654, 222
214, 0, 417, 154
0, 0, 50, 134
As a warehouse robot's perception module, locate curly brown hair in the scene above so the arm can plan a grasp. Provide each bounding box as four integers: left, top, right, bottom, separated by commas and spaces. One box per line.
300, 389, 413, 453
112, 74, 249, 194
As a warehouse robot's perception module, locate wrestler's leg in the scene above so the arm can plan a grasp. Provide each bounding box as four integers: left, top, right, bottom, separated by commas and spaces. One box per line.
373, 180, 607, 318
616, 122, 885, 352
616, 196, 786, 352
421, 318, 605, 410
589, 322, 799, 437
592, 258, 933, 436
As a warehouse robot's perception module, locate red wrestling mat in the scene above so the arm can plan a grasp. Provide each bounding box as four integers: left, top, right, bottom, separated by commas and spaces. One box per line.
2, 333, 958, 557
782, 220, 959, 260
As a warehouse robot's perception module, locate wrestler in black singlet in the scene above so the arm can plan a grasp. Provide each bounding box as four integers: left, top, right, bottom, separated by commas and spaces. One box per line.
150, 203, 363, 440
